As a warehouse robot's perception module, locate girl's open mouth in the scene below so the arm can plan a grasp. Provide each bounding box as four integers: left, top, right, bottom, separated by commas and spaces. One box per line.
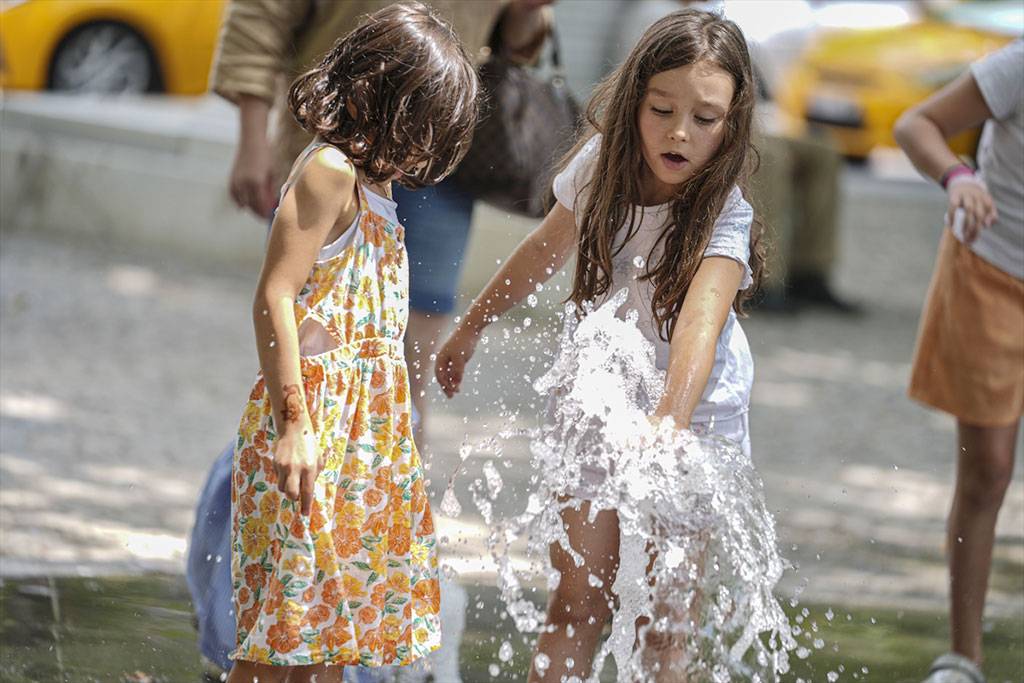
661, 152, 688, 170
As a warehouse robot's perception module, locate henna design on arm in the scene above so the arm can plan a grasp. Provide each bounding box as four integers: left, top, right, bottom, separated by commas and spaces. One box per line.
281, 384, 304, 423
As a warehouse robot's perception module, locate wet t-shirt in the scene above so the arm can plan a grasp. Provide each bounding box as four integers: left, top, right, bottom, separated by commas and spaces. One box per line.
552, 135, 754, 423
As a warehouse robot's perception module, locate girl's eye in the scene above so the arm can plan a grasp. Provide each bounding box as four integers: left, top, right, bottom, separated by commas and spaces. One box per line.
695, 116, 718, 126
651, 107, 672, 116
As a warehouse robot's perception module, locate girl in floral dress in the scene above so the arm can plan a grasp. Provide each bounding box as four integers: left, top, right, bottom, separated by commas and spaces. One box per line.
227, 4, 479, 681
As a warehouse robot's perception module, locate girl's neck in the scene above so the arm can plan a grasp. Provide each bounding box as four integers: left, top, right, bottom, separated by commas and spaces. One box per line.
638, 164, 678, 206
357, 171, 393, 201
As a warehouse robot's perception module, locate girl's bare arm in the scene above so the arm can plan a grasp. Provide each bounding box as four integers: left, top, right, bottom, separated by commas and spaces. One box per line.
252, 148, 357, 513
436, 202, 577, 396
653, 256, 745, 429
461, 202, 577, 333
893, 71, 997, 239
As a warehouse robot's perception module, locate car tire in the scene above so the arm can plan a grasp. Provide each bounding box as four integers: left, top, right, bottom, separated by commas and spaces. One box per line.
48, 21, 162, 94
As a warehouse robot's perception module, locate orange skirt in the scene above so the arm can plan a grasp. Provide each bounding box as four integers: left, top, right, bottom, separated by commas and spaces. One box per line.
909, 229, 1024, 427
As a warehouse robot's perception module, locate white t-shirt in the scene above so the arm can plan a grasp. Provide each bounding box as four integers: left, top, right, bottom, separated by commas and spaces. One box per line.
969, 39, 1024, 280
552, 135, 755, 423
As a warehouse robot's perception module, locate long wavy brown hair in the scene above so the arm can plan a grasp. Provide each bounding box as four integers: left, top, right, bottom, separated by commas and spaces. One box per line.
566, 9, 765, 340
287, 2, 479, 188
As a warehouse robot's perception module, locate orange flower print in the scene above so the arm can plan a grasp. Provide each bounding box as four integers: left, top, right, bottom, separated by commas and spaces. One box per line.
413, 579, 440, 615
245, 564, 268, 592
305, 604, 331, 628
333, 526, 364, 559
303, 587, 316, 603
358, 605, 378, 625
321, 577, 343, 608
289, 513, 307, 539
369, 392, 391, 416
371, 583, 388, 609
239, 447, 260, 475
322, 617, 353, 648
240, 488, 257, 517
374, 468, 390, 492
370, 366, 387, 390
239, 604, 260, 633
363, 511, 388, 536
364, 488, 383, 508
238, 586, 251, 606
265, 576, 286, 613
267, 621, 302, 653
390, 525, 411, 555
417, 511, 434, 537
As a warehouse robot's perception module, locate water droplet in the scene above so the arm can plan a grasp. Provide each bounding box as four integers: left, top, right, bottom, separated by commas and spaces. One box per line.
632, 255, 645, 269
504, 278, 511, 286
269, 341, 276, 348
533, 653, 550, 674
440, 487, 461, 517
498, 640, 513, 662
488, 664, 500, 676
527, 294, 538, 308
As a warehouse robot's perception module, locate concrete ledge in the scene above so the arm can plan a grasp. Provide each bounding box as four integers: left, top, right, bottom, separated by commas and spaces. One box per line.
1, 93, 267, 271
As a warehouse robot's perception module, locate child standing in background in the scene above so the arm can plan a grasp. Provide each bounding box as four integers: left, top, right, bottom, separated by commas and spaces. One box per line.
436, 9, 765, 681
895, 39, 1023, 683
226, 4, 479, 681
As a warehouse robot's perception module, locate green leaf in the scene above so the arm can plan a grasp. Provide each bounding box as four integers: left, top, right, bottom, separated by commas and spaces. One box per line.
352, 561, 372, 571
254, 482, 268, 492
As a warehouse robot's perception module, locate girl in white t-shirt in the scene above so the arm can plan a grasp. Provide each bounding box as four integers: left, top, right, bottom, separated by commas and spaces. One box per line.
436, 8, 765, 681
895, 39, 1023, 683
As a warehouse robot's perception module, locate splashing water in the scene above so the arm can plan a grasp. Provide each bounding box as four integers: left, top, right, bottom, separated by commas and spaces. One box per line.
444, 289, 797, 681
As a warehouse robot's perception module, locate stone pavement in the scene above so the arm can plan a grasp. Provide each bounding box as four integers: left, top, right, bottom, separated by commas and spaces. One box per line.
1, 162, 1022, 675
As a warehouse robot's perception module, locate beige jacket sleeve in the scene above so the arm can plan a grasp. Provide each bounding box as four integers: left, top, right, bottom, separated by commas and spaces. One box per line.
210, 0, 312, 105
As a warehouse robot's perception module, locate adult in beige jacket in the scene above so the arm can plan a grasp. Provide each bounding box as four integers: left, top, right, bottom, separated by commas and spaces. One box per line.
212, 0, 551, 437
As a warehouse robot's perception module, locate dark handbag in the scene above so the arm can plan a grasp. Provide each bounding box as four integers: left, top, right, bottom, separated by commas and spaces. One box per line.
452, 23, 580, 218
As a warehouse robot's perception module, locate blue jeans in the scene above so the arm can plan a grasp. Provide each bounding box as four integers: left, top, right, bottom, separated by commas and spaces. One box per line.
395, 180, 475, 315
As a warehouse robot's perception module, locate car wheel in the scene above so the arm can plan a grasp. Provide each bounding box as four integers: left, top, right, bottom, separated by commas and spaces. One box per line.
48, 22, 160, 94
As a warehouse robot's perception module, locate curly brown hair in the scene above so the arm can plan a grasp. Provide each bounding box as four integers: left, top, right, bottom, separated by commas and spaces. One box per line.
565, 8, 765, 341
287, 2, 480, 188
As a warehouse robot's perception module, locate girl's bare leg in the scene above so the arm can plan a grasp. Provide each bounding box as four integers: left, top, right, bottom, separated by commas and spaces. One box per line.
227, 661, 288, 683
637, 532, 707, 683
530, 500, 621, 682
949, 420, 1018, 664
227, 662, 343, 683
287, 663, 344, 683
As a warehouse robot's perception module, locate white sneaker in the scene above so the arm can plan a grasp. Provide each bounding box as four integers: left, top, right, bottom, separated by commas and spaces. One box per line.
923, 653, 986, 683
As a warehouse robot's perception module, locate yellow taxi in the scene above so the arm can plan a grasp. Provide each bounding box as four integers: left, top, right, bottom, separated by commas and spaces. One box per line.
0, 0, 224, 94
776, 1, 1022, 158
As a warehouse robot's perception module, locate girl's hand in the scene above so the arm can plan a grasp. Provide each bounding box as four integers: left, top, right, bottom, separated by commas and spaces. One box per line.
435, 324, 481, 398
272, 421, 323, 516
947, 175, 997, 243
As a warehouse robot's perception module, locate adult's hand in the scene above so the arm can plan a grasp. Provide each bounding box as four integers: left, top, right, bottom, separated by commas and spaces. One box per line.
229, 94, 277, 219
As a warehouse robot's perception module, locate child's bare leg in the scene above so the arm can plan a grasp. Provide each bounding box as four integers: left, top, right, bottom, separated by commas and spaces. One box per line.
638, 532, 708, 683
286, 663, 344, 683
949, 420, 1018, 664
531, 500, 621, 682
227, 661, 289, 683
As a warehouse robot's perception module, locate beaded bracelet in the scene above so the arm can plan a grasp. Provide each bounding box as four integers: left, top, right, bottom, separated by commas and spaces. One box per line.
940, 163, 974, 189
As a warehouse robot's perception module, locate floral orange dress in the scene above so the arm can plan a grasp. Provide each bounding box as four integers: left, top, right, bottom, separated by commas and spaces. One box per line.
230, 145, 440, 667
